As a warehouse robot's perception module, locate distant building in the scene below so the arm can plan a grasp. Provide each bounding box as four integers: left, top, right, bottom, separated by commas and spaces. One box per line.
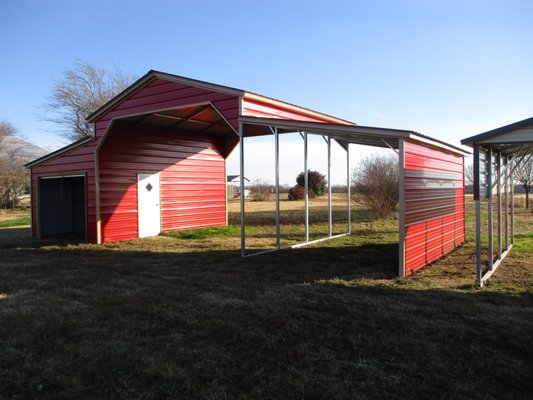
227, 175, 250, 198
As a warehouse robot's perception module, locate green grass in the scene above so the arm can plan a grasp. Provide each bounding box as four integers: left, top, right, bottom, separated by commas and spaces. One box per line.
161, 224, 243, 239
0, 216, 30, 228
514, 231, 533, 251
0, 197, 532, 399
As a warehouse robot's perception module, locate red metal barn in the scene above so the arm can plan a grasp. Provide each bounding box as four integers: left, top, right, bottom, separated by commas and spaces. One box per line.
401, 140, 466, 275
27, 70, 467, 277
27, 71, 349, 244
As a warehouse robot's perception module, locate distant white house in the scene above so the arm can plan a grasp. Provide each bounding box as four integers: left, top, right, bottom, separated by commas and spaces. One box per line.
227, 175, 250, 198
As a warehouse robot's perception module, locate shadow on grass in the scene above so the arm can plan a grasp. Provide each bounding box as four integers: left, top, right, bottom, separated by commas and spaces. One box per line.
0, 233, 532, 399
2, 223, 533, 398
228, 207, 373, 226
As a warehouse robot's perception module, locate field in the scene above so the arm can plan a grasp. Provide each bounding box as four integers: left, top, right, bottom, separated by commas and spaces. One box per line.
0, 195, 532, 399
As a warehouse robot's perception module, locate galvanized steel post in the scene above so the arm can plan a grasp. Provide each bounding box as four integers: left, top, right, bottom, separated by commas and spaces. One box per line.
497, 152, 502, 258
511, 157, 516, 244
504, 155, 509, 250
273, 126, 280, 249
304, 132, 309, 242
239, 125, 245, 257
474, 145, 482, 286
346, 143, 351, 234
398, 139, 406, 278
327, 137, 332, 237
487, 147, 493, 270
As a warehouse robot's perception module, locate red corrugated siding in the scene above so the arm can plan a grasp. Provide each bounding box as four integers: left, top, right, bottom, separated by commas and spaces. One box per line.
242, 97, 344, 123
31, 74, 359, 244
31, 77, 240, 243
30, 142, 97, 242
98, 123, 226, 242
403, 141, 465, 275
95, 78, 240, 138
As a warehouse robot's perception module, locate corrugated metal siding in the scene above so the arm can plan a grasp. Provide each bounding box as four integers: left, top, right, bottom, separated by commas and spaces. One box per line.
95, 78, 240, 138
403, 140, 465, 275
30, 142, 97, 242
242, 98, 342, 123
98, 124, 226, 242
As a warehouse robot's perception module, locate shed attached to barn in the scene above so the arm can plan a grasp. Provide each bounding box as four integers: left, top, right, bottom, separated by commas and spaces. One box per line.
26, 71, 350, 244
27, 70, 468, 277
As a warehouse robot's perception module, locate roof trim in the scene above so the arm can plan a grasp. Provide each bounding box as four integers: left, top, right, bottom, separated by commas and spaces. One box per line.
240, 116, 469, 156
86, 70, 245, 123
461, 116, 533, 146
86, 70, 356, 128
240, 116, 410, 137
25, 136, 93, 168
243, 92, 354, 126
408, 133, 470, 156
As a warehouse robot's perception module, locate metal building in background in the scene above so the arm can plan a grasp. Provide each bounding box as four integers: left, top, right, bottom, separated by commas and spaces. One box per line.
462, 117, 533, 286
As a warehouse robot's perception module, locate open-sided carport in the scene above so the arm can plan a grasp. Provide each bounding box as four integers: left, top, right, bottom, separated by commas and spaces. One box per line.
26, 70, 468, 278
238, 117, 469, 277
462, 116, 533, 286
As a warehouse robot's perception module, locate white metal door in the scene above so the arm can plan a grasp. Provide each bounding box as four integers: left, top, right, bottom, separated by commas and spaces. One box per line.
137, 173, 161, 238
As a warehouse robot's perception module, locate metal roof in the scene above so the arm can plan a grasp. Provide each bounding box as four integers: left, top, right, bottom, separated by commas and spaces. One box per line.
86, 70, 353, 125
25, 136, 93, 168
461, 116, 533, 157
240, 116, 470, 156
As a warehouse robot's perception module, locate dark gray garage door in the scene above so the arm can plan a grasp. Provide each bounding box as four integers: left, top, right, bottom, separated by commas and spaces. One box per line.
38, 176, 86, 238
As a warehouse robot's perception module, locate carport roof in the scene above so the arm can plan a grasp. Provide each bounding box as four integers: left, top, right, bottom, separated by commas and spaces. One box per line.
240, 116, 470, 156
461, 116, 533, 157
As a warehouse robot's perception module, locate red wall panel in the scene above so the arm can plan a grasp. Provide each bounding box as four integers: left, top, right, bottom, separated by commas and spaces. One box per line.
30, 142, 98, 242
30, 73, 354, 244
31, 76, 240, 243
95, 78, 240, 138
98, 123, 226, 242
242, 97, 346, 123
403, 140, 465, 275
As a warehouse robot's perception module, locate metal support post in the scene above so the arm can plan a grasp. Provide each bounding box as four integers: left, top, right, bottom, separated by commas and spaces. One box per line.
346, 143, 351, 234
497, 153, 502, 258
511, 157, 515, 244
273, 126, 280, 249
504, 155, 509, 250
304, 132, 309, 242
487, 147, 493, 270
475, 199, 482, 286
239, 127, 246, 257
398, 139, 406, 278
473, 145, 482, 286
327, 137, 332, 237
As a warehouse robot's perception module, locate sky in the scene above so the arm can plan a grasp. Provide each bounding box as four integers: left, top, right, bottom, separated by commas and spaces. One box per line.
1, 0, 532, 184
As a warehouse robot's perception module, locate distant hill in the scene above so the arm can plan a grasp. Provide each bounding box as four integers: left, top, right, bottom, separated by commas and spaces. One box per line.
2, 136, 48, 164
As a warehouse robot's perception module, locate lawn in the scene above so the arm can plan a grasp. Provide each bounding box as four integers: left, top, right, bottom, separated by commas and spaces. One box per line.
0, 195, 532, 399
0, 208, 30, 228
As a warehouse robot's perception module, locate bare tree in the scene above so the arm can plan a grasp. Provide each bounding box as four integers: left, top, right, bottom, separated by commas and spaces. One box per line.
464, 163, 474, 186
515, 158, 533, 209
0, 120, 15, 146
250, 179, 273, 202
0, 121, 28, 209
352, 154, 399, 220
42, 60, 136, 142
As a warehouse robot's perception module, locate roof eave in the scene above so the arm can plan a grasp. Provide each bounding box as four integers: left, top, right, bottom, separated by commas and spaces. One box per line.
461, 116, 533, 146
86, 70, 245, 123
25, 137, 93, 168
239, 116, 469, 157
243, 92, 355, 126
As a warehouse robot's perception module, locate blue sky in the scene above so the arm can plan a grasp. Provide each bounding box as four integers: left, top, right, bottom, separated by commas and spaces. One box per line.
1, 0, 532, 184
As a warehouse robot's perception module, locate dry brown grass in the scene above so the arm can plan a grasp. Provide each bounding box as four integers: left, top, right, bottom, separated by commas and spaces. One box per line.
0, 194, 532, 399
